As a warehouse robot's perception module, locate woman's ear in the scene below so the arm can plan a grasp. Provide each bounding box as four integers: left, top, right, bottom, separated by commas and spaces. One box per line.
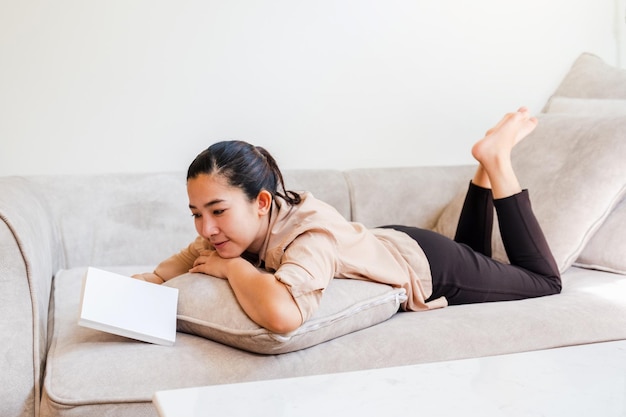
256, 190, 272, 215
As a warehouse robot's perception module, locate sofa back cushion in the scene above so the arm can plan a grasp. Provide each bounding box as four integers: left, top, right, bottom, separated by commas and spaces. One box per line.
33, 173, 195, 268
346, 165, 475, 229
283, 169, 351, 220
32, 170, 351, 269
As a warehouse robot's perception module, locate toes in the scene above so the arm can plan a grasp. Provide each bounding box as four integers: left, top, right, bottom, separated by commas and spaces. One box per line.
484, 107, 535, 140
486, 111, 515, 135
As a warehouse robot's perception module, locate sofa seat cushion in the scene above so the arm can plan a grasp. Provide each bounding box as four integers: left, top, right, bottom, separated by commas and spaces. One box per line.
163, 273, 407, 354
42, 266, 626, 417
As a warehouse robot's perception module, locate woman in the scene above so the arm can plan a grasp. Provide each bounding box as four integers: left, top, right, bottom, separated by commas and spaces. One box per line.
134, 107, 561, 333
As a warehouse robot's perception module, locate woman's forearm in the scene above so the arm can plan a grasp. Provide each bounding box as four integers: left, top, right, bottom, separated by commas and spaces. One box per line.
224, 258, 303, 333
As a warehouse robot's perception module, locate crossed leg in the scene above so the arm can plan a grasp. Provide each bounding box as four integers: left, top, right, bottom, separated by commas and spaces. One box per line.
455, 107, 537, 255
387, 108, 560, 305
446, 107, 560, 303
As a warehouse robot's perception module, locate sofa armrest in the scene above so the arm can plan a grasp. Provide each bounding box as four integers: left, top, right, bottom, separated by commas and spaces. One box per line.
0, 177, 61, 417
346, 165, 476, 229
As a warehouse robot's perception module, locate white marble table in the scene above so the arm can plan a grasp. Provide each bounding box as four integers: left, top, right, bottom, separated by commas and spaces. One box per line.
153, 340, 626, 417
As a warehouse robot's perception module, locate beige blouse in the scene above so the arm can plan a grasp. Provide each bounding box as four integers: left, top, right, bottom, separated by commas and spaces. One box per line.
154, 192, 447, 322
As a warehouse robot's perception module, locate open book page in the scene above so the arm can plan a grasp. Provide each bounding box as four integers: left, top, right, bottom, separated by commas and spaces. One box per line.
78, 267, 179, 346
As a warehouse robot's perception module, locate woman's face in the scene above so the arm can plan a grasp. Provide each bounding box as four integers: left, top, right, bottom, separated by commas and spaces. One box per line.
187, 173, 271, 258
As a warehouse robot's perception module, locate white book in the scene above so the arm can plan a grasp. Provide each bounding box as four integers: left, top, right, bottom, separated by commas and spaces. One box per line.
78, 267, 179, 346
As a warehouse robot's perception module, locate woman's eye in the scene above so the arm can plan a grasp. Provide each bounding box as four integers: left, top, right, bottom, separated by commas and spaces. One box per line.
191, 213, 201, 219
213, 209, 225, 216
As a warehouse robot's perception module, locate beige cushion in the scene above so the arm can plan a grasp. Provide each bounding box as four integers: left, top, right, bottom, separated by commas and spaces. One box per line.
543, 100, 626, 274
539, 54, 626, 275
547, 52, 626, 100
544, 97, 626, 116
434, 113, 626, 273
164, 273, 407, 354
544, 98, 626, 275
573, 198, 626, 275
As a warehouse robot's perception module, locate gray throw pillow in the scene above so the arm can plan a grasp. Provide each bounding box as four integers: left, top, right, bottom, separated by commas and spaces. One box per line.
164, 273, 406, 354
543, 101, 626, 275
544, 97, 626, 117
547, 52, 626, 100
538, 53, 626, 275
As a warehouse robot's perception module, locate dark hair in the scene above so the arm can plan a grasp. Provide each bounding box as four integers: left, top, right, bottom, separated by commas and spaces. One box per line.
187, 140, 302, 205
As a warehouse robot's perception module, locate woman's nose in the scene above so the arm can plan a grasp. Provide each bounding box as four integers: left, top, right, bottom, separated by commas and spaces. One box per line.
200, 218, 219, 237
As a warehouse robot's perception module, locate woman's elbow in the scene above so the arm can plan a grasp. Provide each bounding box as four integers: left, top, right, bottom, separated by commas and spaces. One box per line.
261, 304, 303, 334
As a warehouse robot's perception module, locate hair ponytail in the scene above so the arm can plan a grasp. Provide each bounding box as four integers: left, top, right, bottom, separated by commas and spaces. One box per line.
253, 146, 301, 205
187, 140, 302, 206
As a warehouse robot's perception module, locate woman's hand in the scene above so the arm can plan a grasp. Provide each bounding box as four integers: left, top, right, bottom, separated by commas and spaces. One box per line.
189, 249, 233, 278
131, 272, 165, 284
189, 249, 303, 333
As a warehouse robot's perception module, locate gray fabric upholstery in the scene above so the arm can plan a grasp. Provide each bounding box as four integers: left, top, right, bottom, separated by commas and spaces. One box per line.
283, 169, 352, 220
575, 197, 626, 274
41, 265, 626, 417
32, 173, 195, 268
164, 273, 406, 354
345, 165, 476, 229
0, 178, 61, 417
544, 97, 626, 116
547, 52, 626, 100
29, 170, 350, 270
0, 219, 37, 417
547, 104, 626, 273
540, 53, 626, 275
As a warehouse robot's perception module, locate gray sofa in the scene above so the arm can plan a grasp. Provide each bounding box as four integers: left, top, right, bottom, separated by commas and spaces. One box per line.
2, 52, 626, 417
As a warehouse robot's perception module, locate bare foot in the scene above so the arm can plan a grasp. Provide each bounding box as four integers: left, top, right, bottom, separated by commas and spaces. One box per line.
472, 107, 538, 165
471, 107, 537, 198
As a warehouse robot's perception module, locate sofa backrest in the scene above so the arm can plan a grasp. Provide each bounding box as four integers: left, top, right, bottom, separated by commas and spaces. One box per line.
345, 165, 475, 229
31, 172, 195, 269
282, 169, 352, 220
27, 170, 352, 269
26, 166, 476, 269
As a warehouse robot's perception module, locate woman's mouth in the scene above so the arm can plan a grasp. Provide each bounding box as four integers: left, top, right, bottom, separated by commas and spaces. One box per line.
212, 240, 229, 250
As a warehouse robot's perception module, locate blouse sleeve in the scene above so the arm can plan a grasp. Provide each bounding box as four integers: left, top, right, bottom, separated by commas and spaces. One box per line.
154, 236, 209, 281
272, 230, 338, 322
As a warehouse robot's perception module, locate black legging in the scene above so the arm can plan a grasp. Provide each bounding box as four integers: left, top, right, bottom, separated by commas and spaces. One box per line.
383, 183, 561, 305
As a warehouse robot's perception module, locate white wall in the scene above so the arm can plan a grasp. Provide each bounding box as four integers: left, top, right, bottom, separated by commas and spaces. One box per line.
0, 0, 621, 176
